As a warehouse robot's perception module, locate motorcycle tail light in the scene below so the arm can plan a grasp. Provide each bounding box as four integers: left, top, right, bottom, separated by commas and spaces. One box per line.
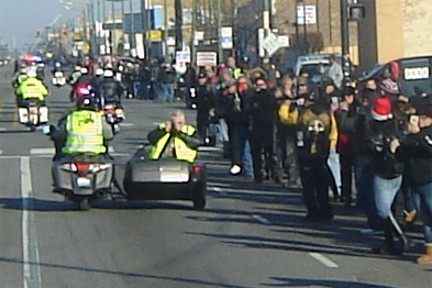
76, 163, 91, 171
192, 165, 202, 174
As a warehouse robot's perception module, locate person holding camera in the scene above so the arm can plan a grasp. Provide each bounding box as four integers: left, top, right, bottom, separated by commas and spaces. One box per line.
278, 91, 338, 221
395, 110, 432, 264
367, 96, 410, 255
147, 110, 200, 164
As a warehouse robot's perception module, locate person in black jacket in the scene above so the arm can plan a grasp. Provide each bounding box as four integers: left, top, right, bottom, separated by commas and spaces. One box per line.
215, 80, 249, 175
196, 72, 216, 142
97, 69, 124, 109
396, 111, 432, 264
248, 77, 277, 183
334, 87, 357, 206
368, 96, 410, 255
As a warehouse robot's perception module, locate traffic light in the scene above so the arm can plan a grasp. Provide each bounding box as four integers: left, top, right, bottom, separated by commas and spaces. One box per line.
349, 4, 366, 21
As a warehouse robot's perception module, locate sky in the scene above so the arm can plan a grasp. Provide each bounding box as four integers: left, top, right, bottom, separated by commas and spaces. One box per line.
0, 0, 142, 50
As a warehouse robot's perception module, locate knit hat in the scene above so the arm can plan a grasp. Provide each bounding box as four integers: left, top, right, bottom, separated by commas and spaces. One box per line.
372, 96, 393, 121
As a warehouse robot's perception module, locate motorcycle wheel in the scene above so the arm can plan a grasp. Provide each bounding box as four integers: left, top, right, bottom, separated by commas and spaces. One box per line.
78, 198, 91, 211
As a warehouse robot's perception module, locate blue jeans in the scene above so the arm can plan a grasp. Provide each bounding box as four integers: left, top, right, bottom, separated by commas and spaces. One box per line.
355, 163, 382, 230
164, 83, 175, 102
374, 175, 402, 219
154, 83, 165, 102
412, 182, 432, 243
238, 127, 253, 177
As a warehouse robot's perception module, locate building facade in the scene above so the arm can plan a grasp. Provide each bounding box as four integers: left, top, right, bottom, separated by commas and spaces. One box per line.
358, 0, 432, 70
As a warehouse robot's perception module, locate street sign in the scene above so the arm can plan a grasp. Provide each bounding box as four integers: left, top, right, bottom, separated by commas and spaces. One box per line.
277, 35, 290, 48
196, 52, 217, 67
220, 27, 233, 50
297, 5, 317, 25
147, 30, 163, 42
262, 31, 280, 57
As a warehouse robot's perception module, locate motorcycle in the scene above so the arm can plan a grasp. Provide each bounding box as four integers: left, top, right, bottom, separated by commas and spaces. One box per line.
71, 84, 92, 102
52, 71, 66, 87
51, 154, 115, 210
18, 99, 49, 131
42, 123, 120, 210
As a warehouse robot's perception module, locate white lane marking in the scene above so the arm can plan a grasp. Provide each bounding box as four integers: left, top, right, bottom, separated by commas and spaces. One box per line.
0, 127, 7, 132
209, 186, 228, 196
121, 123, 134, 127
0, 153, 132, 160
0, 149, 3, 155
30, 146, 115, 154
20, 157, 42, 288
198, 146, 221, 152
30, 148, 55, 155
251, 214, 271, 225
309, 252, 339, 268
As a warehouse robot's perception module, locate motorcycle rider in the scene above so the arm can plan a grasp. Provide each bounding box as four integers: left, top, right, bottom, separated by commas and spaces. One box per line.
70, 67, 93, 102
147, 110, 200, 164
97, 68, 124, 109
51, 95, 113, 161
15, 70, 49, 107
68, 65, 83, 86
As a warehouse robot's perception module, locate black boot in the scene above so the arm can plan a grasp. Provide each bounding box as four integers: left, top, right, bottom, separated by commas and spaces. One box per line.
389, 212, 412, 252
372, 217, 401, 255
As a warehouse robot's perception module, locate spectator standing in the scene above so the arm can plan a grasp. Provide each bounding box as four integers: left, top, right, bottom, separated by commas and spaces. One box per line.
278, 91, 338, 221
335, 87, 357, 206
368, 96, 410, 255
324, 54, 343, 90
248, 78, 277, 183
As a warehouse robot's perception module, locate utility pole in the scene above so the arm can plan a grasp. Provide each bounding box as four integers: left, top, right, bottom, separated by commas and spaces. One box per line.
302, 1, 308, 53
191, 0, 197, 66
217, 0, 223, 64
128, 0, 135, 50
164, 0, 169, 59
175, 0, 183, 52
340, 0, 350, 85
111, 0, 116, 54
262, 0, 270, 60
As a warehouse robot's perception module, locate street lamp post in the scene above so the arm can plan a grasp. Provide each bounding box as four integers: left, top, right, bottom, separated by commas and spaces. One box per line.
129, 0, 135, 50
340, 0, 350, 85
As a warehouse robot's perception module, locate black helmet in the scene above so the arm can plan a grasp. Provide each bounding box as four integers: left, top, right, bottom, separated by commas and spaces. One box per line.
76, 96, 98, 111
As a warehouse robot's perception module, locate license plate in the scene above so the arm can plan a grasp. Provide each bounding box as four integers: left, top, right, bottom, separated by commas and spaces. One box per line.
160, 173, 189, 183
77, 177, 91, 187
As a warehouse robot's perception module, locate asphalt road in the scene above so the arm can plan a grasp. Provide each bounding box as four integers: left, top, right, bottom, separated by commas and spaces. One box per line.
0, 65, 430, 288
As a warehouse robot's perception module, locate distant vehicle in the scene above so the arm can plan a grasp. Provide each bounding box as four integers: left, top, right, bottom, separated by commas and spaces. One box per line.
294, 53, 355, 84
358, 55, 432, 97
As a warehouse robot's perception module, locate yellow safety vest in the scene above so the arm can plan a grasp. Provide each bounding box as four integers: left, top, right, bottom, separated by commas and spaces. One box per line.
16, 78, 48, 101
148, 124, 198, 163
62, 110, 107, 155
233, 68, 243, 80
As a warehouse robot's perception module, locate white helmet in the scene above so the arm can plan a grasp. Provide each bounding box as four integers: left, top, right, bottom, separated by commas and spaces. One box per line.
103, 69, 114, 78
27, 70, 37, 78
95, 68, 104, 77
80, 67, 88, 74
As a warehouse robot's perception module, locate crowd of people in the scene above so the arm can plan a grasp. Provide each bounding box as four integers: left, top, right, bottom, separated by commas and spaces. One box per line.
12, 52, 432, 264
188, 55, 432, 264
